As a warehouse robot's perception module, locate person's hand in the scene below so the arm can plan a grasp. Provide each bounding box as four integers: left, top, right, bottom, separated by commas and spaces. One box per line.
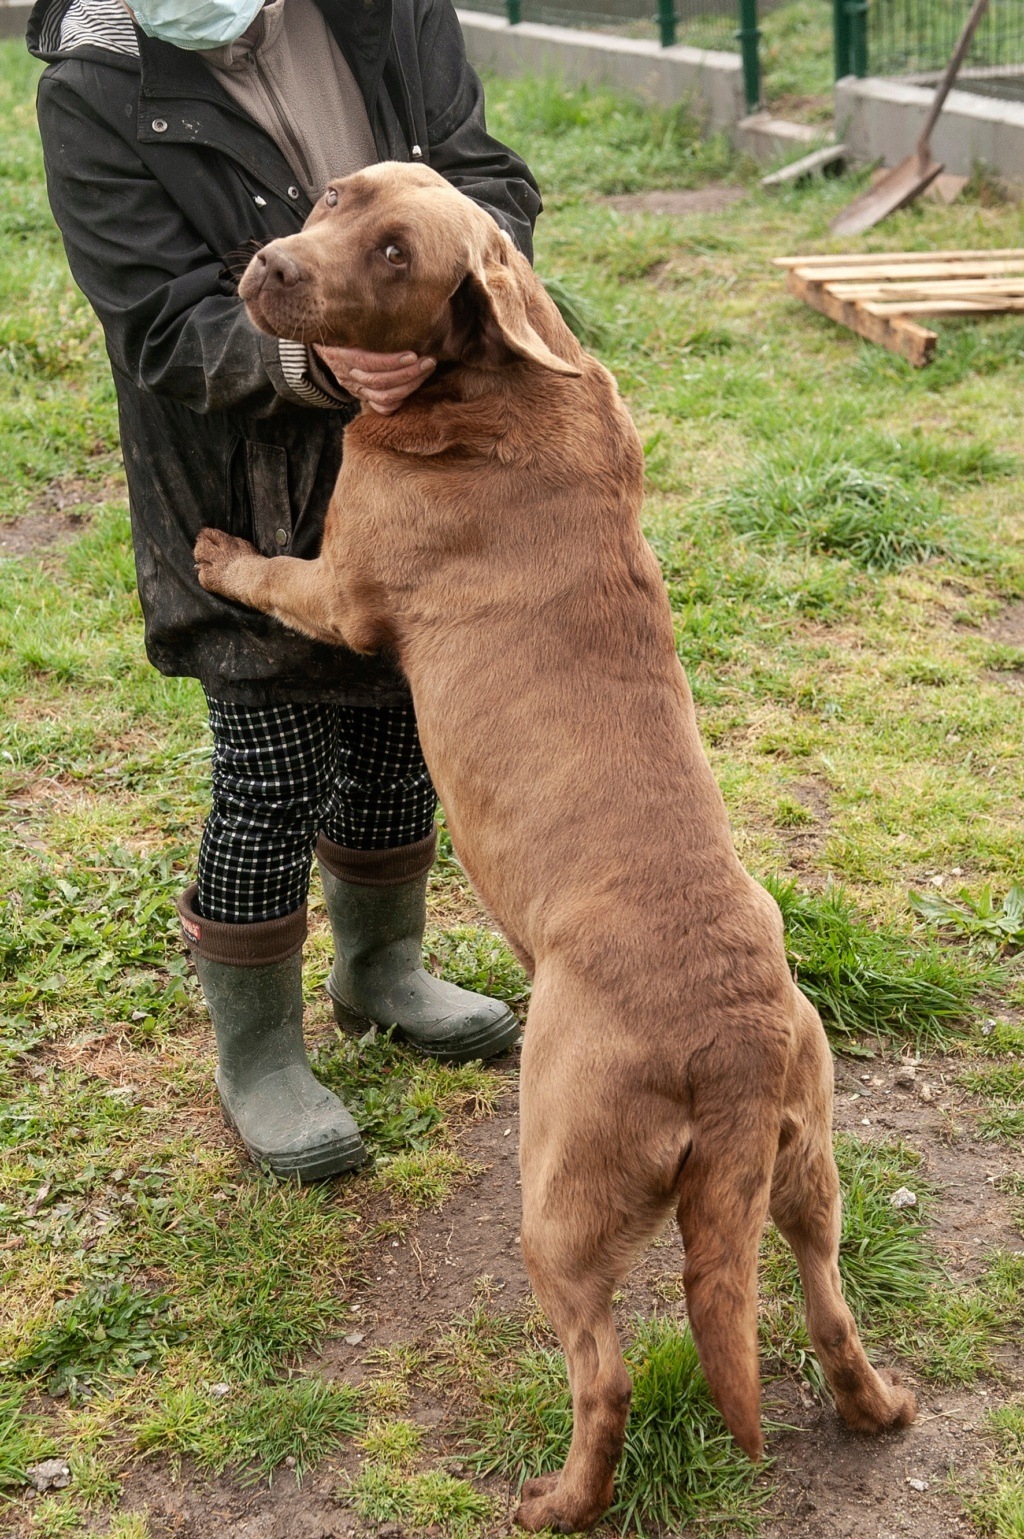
314, 345, 435, 415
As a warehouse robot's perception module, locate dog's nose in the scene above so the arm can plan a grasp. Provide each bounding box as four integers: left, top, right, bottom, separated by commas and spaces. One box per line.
262, 244, 303, 288
240, 243, 304, 299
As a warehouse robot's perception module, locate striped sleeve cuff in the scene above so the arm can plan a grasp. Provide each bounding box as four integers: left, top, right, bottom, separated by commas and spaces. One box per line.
277, 339, 346, 409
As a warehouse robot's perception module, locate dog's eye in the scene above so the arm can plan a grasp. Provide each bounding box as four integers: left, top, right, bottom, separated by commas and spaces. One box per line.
324, 188, 339, 207
383, 244, 406, 266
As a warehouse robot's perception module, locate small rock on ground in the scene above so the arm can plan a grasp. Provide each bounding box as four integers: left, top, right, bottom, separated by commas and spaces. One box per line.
25, 1459, 71, 1493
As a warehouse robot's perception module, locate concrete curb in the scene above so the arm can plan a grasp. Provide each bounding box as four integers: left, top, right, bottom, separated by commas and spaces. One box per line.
733, 110, 823, 161
456, 10, 745, 134
835, 73, 1024, 183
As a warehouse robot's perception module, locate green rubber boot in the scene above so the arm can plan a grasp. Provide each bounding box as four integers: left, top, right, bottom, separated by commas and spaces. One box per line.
316, 833, 520, 1064
177, 886, 366, 1181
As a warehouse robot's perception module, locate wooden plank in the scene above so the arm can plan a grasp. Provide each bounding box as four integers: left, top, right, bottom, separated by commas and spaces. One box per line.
829, 277, 1024, 300
794, 258, 1024, 284
761, 144, 846, 189
924, 172, 969, 205
862, 297, 1024, 316
774, 248, 1024, 268
785, 269, 937, 366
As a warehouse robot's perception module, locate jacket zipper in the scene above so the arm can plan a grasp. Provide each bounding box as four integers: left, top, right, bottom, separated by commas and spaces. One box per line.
243, 46, 316, 198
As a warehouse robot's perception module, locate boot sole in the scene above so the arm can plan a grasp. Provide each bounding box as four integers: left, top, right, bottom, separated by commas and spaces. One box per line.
219, 1095, 369, 1183
329, 991, 521, 1065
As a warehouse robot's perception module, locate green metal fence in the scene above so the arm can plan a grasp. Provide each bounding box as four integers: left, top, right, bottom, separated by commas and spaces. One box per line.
477, 0, 744, 52
836, 0, 1024, 83
473, 0, 776, 108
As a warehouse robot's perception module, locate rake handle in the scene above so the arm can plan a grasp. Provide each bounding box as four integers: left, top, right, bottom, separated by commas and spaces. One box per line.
917, 0, 991, 155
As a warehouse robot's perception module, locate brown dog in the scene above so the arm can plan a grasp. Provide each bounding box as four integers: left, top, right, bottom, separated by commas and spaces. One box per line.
194, 162, 916, 1533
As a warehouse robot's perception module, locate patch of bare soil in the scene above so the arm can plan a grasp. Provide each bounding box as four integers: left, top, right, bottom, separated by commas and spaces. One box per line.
328, 1088, 531, 1363
0, 474, 123, 557
763, 94, 834, 127
778, 778, 831, 882
0, 511, 92, 558
602, 186, 746, 218
985, 600, 1024, 647
123, 1465, 362, 1539
980, 601, 1024, 689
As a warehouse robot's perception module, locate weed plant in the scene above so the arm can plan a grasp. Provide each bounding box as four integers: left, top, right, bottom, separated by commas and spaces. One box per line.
0, 1386, 52, 1492
8, 1282, 183, 1403
349, 1465, 499, 1537
716, 458, 953, 572
765, 877, 985, 1046
967, 1401, 1024, 1536
911, 884, 1024, 956
424, 924, 530, 1007
313, 1030, 501, 1158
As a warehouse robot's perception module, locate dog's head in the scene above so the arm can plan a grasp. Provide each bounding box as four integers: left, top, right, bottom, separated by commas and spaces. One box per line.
238, 162, 580, 377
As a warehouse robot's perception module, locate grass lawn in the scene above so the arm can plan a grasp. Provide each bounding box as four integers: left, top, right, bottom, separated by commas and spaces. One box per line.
2, 38, 1024, 1539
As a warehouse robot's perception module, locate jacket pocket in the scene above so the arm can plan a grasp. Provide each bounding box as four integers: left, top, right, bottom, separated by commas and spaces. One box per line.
245, 440, 292, 557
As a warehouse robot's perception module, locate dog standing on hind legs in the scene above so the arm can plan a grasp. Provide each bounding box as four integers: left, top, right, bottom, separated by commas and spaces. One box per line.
193, 160, 917, 1534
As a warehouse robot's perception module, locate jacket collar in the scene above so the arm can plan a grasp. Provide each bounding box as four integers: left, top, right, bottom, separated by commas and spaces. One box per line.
28, 0, 394, 118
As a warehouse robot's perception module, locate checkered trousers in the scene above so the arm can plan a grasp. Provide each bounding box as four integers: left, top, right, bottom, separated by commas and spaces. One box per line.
196, 697, 438, 923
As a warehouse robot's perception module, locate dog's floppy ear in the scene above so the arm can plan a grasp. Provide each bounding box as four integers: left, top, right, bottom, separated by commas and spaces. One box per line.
450, 250, 583, 377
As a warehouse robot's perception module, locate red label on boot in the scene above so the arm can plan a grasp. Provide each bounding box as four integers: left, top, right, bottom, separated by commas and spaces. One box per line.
181, 915, 202, 945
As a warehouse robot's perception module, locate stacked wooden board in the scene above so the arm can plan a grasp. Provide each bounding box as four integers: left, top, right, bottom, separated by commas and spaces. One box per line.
775, 249, 1024, 366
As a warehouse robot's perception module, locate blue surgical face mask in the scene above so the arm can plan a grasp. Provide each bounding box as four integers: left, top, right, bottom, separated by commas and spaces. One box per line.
128, 0, 266, 51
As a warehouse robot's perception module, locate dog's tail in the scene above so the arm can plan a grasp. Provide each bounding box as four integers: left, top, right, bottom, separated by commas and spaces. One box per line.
675, 1125, 775, 1461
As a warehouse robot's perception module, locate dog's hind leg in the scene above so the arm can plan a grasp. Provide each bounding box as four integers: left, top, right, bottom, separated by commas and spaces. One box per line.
770, 998, 917, 1434
513, 1245, 632, 1535
674, 1119, 776, 1462
514, 1029, 671, 1532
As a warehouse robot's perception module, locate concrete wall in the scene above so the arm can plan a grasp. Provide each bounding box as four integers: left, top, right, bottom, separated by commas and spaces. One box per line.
456, 10, 745, 134
836, 74, 1024, 184
0, 2, 33, 40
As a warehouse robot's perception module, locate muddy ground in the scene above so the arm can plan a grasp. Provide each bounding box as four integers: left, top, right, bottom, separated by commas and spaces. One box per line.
0, 476, 120, 558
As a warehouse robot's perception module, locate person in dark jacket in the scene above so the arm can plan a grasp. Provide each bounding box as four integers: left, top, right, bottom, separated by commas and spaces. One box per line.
29, 0, 540, 1180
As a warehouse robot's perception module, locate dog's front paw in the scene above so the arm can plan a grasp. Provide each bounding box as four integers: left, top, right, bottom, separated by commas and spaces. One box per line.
194, 527, 259, 601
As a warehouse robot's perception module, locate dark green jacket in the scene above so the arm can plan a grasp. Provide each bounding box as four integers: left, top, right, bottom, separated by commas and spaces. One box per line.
29, 0, 540, 703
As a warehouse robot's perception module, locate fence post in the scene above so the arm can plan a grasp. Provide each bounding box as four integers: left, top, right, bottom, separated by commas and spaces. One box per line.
736, 0, 761, 111
506, 0, 520, 24
833, 0, 850, 76
834, 0, 868, 76
848, 0, 868, 75
656, 0, 677, 49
